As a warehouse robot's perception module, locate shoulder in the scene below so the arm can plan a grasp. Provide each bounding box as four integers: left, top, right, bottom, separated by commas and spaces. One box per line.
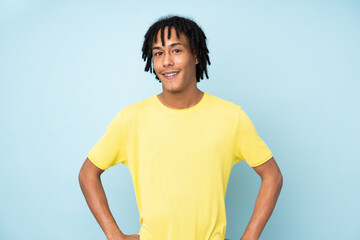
115, 94, 154, 122
205, 92, 243, 114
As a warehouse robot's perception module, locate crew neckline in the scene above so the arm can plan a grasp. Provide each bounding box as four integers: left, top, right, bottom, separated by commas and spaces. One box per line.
155, 91, 207, 112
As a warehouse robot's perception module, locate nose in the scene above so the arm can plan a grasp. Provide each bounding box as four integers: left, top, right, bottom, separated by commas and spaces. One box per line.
162, 52, 174, 67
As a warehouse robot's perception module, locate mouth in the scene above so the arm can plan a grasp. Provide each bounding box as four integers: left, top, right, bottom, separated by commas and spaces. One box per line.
162, 71, 180, 80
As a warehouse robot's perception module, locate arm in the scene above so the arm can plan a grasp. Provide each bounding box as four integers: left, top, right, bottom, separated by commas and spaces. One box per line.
241, 157, 283, 240
78, 158, 129, 240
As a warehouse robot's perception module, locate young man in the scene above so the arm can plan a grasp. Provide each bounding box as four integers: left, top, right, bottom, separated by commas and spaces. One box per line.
79, 15, 283, 240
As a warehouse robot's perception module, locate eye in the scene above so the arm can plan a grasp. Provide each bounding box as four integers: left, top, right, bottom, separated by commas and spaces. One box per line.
153, 52, 162, 56
173, 49, 182, 53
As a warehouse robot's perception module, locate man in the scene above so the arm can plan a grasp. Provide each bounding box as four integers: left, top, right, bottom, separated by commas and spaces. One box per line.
79, 15, 283, 240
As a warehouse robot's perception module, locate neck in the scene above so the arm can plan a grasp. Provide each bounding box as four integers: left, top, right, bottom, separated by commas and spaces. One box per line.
157, 88, 204, 110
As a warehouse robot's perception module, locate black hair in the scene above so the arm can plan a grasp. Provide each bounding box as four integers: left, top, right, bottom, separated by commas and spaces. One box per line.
142, 15, 211, 83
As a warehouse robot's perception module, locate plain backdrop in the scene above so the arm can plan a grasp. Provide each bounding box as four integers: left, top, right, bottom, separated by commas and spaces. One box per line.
1, 0, 359, 239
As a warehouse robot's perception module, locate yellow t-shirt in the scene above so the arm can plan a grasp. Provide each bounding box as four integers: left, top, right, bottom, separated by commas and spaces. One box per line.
87, 91, 273, 240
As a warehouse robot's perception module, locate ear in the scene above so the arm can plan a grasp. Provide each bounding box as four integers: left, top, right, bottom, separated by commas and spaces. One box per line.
195, 55, 199, 64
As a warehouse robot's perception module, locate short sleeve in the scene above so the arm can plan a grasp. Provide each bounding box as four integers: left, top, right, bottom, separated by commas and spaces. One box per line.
234, 107, 273, 167
87, 110, 128, 170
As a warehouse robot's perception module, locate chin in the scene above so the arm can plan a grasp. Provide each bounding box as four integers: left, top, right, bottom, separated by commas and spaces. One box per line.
163, 86, 183, 93
162, 82, 180, 91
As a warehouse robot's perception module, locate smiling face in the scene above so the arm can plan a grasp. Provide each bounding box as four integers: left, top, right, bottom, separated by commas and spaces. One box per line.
152, 26, 199, 93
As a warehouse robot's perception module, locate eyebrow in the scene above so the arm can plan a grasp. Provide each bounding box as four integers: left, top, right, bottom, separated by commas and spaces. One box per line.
152, 43, 184, 51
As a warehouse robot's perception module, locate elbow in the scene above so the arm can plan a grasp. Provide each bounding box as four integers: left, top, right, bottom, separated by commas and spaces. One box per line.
78, 162, 86, 182
78, 167, 86, 187
276, 172, 283, 191
78, 162, 90, 186
78, 167, 95, 191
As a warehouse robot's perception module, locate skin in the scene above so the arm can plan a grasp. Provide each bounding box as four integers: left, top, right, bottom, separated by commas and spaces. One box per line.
241, 157, 283, 240
78, 158, 138, 240
78, 26, 283, 240
152, 26, 204, 110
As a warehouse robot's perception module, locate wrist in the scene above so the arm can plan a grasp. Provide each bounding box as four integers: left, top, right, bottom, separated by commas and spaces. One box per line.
240, 237, 257, 240
241, 232, 258, 240
107, 231, 126, 240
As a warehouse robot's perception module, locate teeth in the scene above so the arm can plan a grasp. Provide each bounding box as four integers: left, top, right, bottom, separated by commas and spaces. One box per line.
164, 72, 178, 77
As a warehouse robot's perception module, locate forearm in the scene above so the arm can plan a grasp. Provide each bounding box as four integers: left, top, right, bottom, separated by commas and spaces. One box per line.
79, 172, 125, 240
241, 176, 283, 240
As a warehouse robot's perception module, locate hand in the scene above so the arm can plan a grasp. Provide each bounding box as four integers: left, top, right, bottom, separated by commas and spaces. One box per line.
116, 234, 140, 240
125, 234, 140, 240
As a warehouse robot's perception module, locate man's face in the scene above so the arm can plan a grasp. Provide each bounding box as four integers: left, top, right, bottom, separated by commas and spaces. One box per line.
152, 26, 198, 93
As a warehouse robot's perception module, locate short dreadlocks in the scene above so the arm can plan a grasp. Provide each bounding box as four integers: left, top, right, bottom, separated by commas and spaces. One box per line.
142, 15, 211, 83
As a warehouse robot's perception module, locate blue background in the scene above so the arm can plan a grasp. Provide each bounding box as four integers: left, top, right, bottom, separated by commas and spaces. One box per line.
1, 0, 359, 239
